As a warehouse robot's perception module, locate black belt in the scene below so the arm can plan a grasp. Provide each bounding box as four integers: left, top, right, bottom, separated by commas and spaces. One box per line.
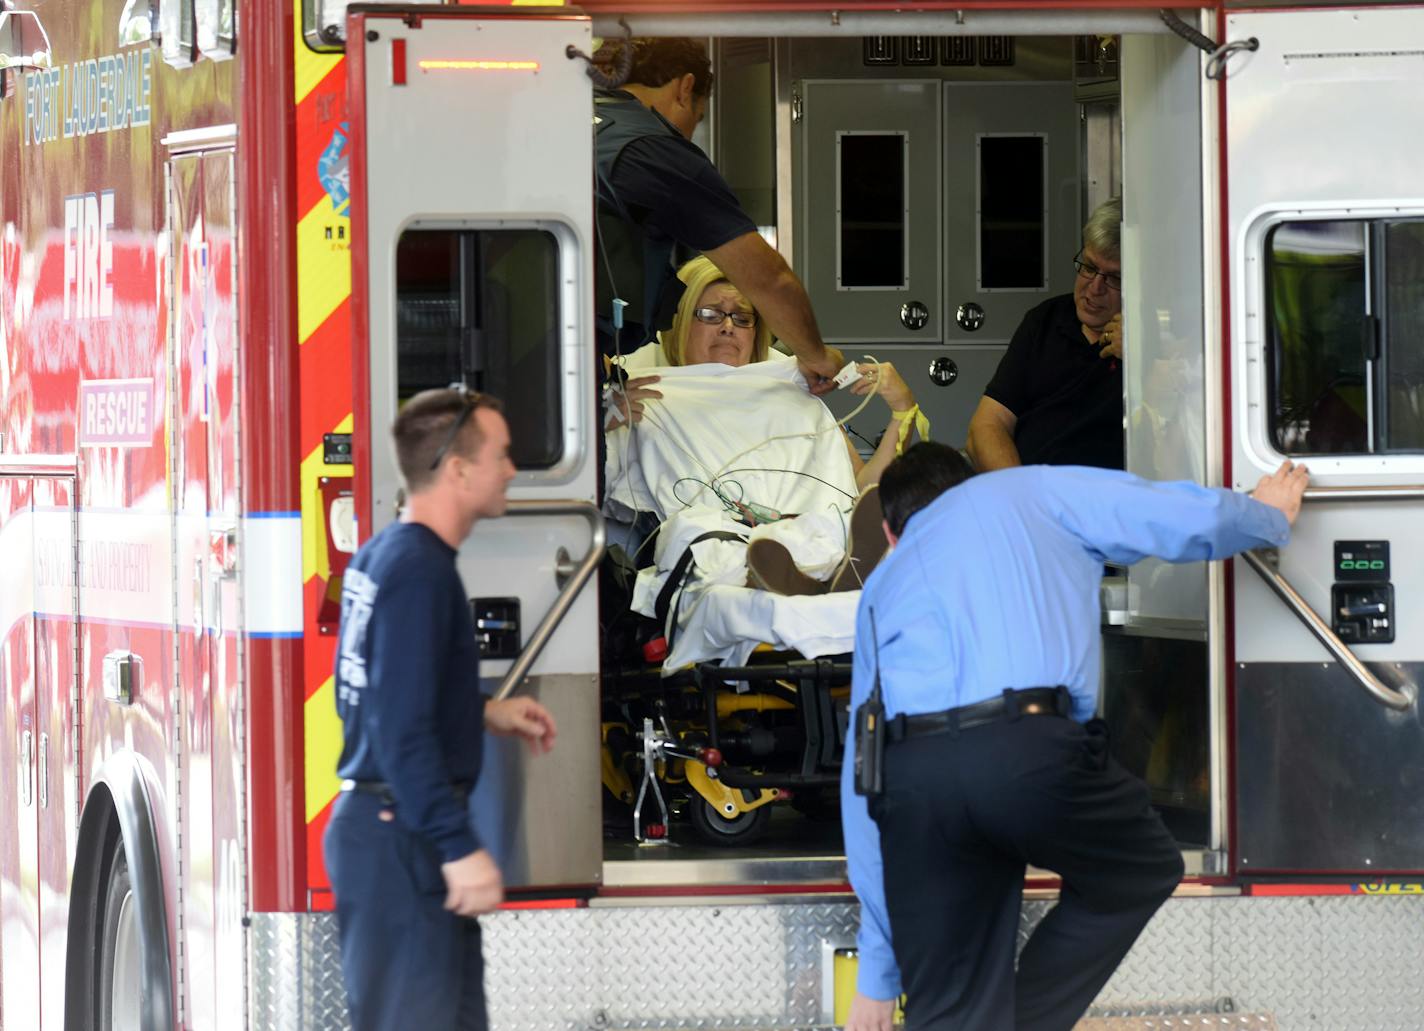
340, 779, 472, 806
887, 687, 1071, 743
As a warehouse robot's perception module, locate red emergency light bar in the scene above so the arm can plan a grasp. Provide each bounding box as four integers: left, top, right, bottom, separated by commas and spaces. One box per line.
418, 58, 541, 71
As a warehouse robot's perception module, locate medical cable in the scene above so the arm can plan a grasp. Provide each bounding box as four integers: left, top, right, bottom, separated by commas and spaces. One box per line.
595, 152, 664, 585
718, 468, 857, 502
710, 355, 884, 481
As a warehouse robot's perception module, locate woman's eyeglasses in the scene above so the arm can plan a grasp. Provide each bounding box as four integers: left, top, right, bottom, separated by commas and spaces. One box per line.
1073, 253, 1122, 292
692, 306, 757, 329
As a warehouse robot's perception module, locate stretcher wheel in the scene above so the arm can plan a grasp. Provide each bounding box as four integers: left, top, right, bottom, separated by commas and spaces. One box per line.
688, 798, 773, 846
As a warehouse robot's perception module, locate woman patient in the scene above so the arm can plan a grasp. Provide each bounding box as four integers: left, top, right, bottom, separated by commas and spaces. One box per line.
607, 256, 925, 493
605, 257, 925, 594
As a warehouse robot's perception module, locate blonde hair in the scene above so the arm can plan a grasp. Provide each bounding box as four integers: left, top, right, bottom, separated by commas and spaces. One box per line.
659, 256, 773, 367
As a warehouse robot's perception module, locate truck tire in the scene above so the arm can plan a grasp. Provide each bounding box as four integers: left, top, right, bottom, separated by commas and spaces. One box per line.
688, 798, 773, 846
98, 849, 143, 1031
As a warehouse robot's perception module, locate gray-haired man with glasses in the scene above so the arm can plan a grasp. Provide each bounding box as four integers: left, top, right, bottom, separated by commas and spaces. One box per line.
967, 197, 1126, 473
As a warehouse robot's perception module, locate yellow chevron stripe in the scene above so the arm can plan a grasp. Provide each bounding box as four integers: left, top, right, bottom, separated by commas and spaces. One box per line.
295, 5, 344, 105
305, 676, 345, 823
297, 197, 352, 345
301, 415, 354, 583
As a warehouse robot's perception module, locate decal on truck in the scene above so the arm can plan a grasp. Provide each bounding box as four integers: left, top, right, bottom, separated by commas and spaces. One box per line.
78, 377, 154, 446
22, 48, 153, 146
63, 191, 116, 320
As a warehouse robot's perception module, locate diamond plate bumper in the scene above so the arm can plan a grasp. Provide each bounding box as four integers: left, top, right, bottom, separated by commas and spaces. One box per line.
248, 894, 1424, 1030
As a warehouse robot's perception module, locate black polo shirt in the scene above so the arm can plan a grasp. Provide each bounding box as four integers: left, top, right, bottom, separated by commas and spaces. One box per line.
983, 293, 1125, 470
595, 90, 757, 349
604, 105, 757, 256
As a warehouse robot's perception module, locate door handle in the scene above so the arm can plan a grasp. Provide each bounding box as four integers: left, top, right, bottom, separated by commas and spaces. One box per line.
928, 356, 959, 387
1241, 550, 1413, 711
20, 730, 32, 807
899, 301, 930, 331
38, 733, 48, 810
493, 500, 606, 701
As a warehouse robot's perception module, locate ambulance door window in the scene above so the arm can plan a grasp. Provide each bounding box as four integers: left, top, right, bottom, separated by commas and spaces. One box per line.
1380, 220, 1424, 450
394, 228, 563, 469
1265, 217, 1424, 456
1265, 220, 1367, 454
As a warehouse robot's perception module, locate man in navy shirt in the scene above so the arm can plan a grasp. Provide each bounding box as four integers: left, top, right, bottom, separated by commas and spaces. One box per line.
325, 387, 557, 1031
842, 443, 1308, 1031
592, 38, 840, 391
967, 197, 1128, 471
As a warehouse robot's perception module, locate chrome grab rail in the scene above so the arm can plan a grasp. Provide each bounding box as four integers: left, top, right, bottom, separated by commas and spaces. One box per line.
1304, 485, 1424, 503
1241, 550, 1414, 712
0, 453, 78, 477
494, 499, 606, 702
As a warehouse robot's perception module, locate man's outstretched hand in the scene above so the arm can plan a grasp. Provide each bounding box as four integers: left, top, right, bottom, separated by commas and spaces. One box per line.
1250, 460, 1309, 527
800, 345, 846, 396
485, 697, 557, 754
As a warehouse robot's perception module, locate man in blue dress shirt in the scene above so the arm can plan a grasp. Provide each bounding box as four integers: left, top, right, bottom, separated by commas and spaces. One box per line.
841, 442, 1308, 1031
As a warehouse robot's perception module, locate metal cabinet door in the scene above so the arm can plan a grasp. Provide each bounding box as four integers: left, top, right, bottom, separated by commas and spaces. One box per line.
798, 79, 942, 343
941, 82, 1079, 345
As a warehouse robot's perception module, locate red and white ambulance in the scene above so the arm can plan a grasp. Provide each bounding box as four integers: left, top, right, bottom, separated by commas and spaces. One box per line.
3, 1, 1423, 1028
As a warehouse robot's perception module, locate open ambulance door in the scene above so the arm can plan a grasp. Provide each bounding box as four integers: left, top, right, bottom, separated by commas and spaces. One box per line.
347, 5, 602, 892
1224, 5, 1424, 878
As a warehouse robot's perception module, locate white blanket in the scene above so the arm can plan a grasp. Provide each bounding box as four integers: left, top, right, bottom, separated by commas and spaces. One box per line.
604, 354, 858, 525
664, 583, 859, 670
605, 355, 864, 671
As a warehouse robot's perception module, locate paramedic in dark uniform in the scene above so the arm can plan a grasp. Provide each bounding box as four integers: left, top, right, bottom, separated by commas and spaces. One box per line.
325, 388, 558, 1031
966, 197, 1128, 471
592, 37, 841, 391
841, 445, 1309, 1031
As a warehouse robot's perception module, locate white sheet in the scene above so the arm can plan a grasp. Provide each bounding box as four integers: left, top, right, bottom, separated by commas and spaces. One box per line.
606, 355, 863, 671
604, 354, 858, 525
664, 583, 859, 670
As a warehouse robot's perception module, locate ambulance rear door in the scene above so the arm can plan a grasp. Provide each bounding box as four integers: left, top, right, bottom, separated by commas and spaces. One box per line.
347, 4, 602, 891
1225, 4, 1424, 877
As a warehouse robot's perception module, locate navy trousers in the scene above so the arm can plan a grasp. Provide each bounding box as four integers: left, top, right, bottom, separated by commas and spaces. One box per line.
324, 792, 488, 1031
872, 715, 1184, 1031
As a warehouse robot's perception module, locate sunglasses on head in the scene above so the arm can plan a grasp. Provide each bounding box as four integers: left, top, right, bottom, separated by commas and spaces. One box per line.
428, 384, 484, 471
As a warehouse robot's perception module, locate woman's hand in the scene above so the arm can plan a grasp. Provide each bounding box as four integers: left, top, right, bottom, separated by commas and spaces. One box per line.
851, 362, 915, 413
608, 375, 662, 427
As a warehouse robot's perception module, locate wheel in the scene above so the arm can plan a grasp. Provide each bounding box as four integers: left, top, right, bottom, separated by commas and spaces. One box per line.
687, 797, 773, 846
98, 849, 143, 1031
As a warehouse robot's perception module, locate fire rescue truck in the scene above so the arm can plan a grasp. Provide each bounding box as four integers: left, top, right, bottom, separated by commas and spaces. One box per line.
2, 0, 1423, 1028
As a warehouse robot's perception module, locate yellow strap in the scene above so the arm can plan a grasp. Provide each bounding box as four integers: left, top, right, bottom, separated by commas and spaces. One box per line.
889, 404, 929, 455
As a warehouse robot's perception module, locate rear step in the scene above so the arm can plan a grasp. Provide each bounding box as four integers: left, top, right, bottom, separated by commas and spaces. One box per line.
1077, 1017, 1276, 1030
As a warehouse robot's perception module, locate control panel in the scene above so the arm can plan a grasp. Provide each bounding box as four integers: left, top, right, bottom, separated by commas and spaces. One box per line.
471, 597, 521, 659
1331, 540, 1393, 644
